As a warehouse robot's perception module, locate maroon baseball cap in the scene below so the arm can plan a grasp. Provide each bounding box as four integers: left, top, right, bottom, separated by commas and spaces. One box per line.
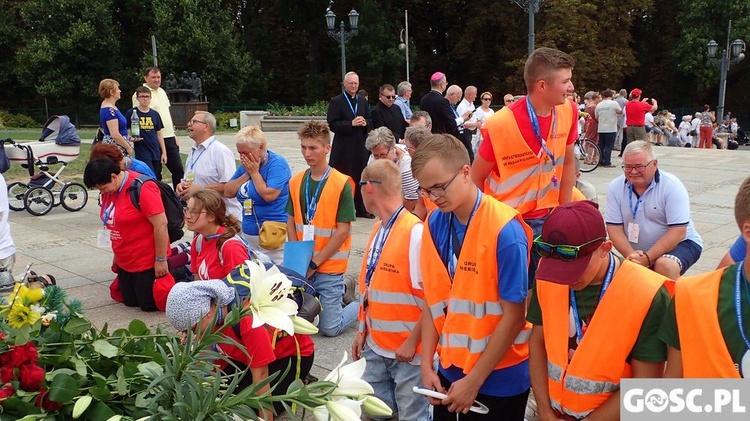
536, 201, 607, 286
630, 88, 642, 98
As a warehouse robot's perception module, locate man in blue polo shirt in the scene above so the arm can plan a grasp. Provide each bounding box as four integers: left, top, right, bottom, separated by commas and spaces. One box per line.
605, 140, 702, 280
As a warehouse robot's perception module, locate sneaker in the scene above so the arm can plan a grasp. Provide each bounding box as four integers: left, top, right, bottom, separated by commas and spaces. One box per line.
343, 275, 357, 306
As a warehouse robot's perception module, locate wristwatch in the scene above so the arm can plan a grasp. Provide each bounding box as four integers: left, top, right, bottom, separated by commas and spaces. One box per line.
309, 260, 319, 270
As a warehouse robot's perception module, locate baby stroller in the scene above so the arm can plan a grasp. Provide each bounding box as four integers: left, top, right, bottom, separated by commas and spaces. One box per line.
3, 115, 88, 216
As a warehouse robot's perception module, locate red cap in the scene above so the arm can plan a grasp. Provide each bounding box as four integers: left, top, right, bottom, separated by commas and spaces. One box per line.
430, 72, 446, 82
536, 201, 606, 286
630, 88, 642, 98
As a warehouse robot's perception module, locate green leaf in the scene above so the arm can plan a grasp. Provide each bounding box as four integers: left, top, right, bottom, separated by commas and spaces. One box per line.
48, 373, 79, 403
128, 319, 149, 335
64, 317, 91, 335
137, 361, 164, 379
116, 366, 128, 396
84, 401, 116, 421
93, 339, 119, 358
89, 384, 112, 400
72, 356, 87, 376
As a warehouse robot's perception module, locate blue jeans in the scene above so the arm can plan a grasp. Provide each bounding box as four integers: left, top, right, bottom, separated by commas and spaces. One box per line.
525, 217, 546, 291
310, 272, 358, 337
599, 132, 616, 165
362, 346, 430, 421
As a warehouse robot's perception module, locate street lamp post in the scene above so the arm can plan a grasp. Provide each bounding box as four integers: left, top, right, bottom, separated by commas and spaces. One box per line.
707, 20, 745, 122
398, 10, 410, 82
326, 9, 359, 91
509, 0, 544, 55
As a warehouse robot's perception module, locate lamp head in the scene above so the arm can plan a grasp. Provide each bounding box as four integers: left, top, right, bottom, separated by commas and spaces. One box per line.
707, 39, 719, 58
325, 10, 335, 31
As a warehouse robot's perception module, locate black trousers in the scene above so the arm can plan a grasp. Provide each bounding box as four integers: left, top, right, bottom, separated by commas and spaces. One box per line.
117, 267, 158, 311
163, 136, 185, 190
433, 371, 529, 421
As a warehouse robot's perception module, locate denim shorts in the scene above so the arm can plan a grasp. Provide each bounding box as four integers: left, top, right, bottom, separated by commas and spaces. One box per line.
663, 239, 702, 275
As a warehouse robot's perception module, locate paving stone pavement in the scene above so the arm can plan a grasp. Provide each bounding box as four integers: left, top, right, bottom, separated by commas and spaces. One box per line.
5, 130, 750, 382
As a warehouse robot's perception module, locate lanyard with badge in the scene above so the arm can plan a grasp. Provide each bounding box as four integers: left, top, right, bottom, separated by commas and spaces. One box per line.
347, 95, 359, 117
362, 207, 404, 312
447, 191, 482, 280
302, 166, 331, 241
570, 253, 615, 344
185, 138, 216, 183
733, 262, 750, 376
526, 96, 559, 187
242, 150, 269, 218
97, 171, 129, 248
627, 184, 642, 243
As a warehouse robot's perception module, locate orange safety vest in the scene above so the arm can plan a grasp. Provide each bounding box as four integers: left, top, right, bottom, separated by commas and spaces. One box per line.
357, 210, 424, 355
482, 101, 573, 215
537, 260, 671, 419
421, 194, 532, 373
289, 168, 354, 274
675, 268, 740, 378
572, 187, 586, 201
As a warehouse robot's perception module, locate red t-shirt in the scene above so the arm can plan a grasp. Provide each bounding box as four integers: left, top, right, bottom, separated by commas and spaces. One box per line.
625, 100, 653, 126
478, 97, 579, 219
101, 171, 166, 272
218, 316, 315, 369
191, 227, 249, 280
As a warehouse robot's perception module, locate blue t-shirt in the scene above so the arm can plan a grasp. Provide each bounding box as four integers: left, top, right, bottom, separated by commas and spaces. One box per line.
427, 194, 530, 397
127, 157, 157, 178
730, 235, 747, 262
125, 108, 164, 161
230, 150, 292, 236
99, 107, 128, 138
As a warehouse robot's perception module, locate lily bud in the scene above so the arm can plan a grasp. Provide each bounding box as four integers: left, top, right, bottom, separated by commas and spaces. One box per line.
362, 395, 393, 417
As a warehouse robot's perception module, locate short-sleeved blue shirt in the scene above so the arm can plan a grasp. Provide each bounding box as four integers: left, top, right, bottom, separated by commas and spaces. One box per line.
99, 107, 128, 138
128, 157, 157, 179
231, 150, 292, 236
426, 193, 530, 396
730, 235, 747, 262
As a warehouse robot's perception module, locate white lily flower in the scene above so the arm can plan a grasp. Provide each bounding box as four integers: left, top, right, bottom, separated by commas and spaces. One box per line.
324, 352, 374, 397
246, 260, 299, 335
313, 398, 363, 421
292, 315, 319, 334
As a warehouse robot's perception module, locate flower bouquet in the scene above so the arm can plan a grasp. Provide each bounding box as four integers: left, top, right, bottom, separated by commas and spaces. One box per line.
0, 262, 392, 421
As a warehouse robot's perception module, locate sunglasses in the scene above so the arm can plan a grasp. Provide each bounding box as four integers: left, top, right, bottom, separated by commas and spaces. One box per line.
482, 97, 492, 101
382, 95, 396, 100
358, 180, 383, 186
533, 236, 605, 261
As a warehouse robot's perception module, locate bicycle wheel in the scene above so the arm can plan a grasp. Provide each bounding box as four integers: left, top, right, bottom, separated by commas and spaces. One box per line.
579, 140, 601, 173
7, 182, 28, 211
24, 186, 54, 216
60, 182, 89, 212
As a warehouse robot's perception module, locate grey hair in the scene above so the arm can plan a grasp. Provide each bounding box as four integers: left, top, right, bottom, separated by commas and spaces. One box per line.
365, 127, 396, 151
235, 125, 268, 149
397, 81, 412, 96
404, 126, 431, 148
195, 111, 217, 134
410, 111, 432, 127
623, 140, 656, 161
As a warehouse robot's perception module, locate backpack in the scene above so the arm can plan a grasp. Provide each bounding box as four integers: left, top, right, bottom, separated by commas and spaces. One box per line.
128, 174, 185, 243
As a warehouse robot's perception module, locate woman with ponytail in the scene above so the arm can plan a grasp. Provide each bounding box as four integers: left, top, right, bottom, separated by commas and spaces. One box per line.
186, 190, 248, 280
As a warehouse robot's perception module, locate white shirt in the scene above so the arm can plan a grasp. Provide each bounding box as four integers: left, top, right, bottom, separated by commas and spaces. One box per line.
645, 112, 655, 128
185, 136, 242, 219
595, 99, 621, 133
456, 98, 476, 118
0, 174, 15, 260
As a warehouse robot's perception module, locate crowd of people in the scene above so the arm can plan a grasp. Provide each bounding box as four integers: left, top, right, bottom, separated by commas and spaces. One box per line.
84, 49, 750, 421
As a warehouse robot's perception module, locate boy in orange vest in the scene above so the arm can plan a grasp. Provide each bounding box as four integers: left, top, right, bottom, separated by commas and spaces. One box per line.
528, 201, 671, 420
352, 159, 429, 420
470, 48, 579, 292
412, 134, 532, 420
659, 176, 750, 378
286, 120, 358, 337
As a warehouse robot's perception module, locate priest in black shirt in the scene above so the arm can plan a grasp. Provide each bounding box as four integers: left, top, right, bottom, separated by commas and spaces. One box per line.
371, 84, 407, 141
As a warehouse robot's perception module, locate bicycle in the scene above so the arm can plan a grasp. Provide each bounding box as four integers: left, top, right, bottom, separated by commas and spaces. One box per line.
575, 136, 601, 173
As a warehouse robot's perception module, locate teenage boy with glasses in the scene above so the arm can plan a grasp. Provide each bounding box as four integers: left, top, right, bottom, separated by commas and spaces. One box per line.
605, 140, 703, 280
126, 86, 167, 178
527, 200, 671, 421
412, 133, 533, 420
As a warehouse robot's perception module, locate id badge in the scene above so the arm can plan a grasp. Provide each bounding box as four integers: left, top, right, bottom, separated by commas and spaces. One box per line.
243, 199, 253, 216
185, 173, 195, 183
627, 222, 640, 243
302, 225, 315, 242
97, 229, 112, 248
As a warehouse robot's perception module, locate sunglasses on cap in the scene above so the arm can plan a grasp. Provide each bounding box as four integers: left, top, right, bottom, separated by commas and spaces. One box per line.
533, 236, 605, 261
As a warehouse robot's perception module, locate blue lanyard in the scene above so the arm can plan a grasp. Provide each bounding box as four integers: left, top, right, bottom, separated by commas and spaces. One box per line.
304, 166, 331, 224
364, 206, 404, 287
447, 191, 482, 279
188, 138, 216, 171
346, 94, 359, 117
570, 253, 616, 343
734, 262, 750, 350
102, 171, 130, 226
526, 96, 559, 186
451, 104, 460, 118
627, 184, 642, 219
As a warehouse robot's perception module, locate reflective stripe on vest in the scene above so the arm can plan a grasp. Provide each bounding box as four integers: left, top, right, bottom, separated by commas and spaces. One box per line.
550, 399, 592, 420
289, 169, 354, 273
675, 268, 740, 378
421, 195, 532, 373
538, 260, 670, 416
482, 101, 573, 215
357, 211, 425, 354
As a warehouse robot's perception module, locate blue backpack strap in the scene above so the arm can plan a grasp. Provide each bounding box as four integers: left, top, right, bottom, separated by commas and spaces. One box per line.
218, 235, 251, 267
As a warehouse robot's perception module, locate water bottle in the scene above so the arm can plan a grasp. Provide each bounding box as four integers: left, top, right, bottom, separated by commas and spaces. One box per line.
131, 111, 140, 138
